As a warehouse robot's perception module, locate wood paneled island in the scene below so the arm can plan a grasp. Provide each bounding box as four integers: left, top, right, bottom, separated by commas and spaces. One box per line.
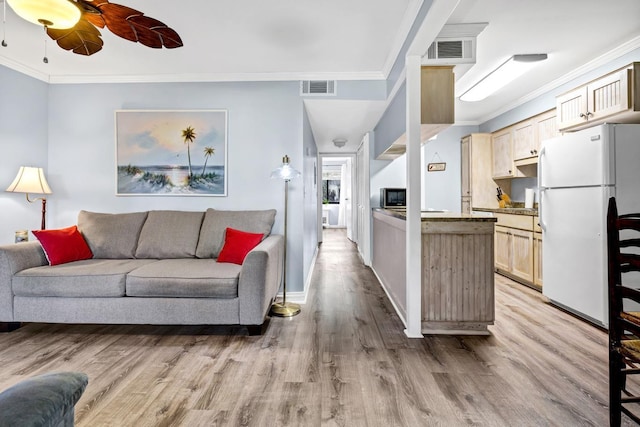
372, 208, 497, 335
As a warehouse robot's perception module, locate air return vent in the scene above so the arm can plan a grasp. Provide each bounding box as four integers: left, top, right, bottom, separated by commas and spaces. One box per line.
300, 80, 337, 96
425, 38, 475, 64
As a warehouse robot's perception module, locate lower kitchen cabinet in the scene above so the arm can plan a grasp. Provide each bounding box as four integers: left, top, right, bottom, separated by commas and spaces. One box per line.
533, 232, 543, 289
511, 228, 534, 283
493, 213, 541, 290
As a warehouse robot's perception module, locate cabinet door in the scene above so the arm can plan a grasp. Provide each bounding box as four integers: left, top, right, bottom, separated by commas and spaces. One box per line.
533, 232, 543, 289
535, 109, 558, 153
461, 136, 471, 197
461, 197, 471, 214
494, 225, 511, 272
557, 86, 588, 131
511, 228, 534, 283
492, 129, 513, 178
513, 119, 536, 161
587, 68, 631, 122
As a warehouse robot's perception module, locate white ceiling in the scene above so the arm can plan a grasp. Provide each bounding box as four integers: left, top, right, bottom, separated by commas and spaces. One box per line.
1, 0, 639, 154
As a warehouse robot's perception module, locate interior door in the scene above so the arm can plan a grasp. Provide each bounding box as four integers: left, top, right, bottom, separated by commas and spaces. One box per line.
345, 157, 354, 241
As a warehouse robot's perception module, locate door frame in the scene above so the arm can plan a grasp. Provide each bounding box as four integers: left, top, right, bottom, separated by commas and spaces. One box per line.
318, 153, 357, 244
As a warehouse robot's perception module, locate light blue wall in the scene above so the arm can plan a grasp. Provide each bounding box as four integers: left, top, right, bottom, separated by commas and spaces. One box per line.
45, 80, 310, 293
373, 82, 406, 158
0, 66, 49, 244
302, 107, 318, 288
422, 125, 478, 212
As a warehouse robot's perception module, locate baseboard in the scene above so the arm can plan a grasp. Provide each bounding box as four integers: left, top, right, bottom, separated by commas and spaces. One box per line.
277, 245, 318, 305
371, 266, 407, 329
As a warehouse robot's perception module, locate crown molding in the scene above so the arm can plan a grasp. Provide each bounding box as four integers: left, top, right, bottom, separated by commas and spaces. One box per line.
0, 55, 50, 82
42, 70, 386, 84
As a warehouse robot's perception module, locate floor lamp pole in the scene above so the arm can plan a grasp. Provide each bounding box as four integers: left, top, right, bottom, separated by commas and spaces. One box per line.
270, 177, 300, 317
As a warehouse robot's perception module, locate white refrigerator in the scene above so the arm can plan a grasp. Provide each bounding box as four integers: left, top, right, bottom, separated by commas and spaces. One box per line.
538, 124, 640, 328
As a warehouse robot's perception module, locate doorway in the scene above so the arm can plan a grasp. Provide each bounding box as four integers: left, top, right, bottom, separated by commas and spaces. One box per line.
318, 155, 356, 244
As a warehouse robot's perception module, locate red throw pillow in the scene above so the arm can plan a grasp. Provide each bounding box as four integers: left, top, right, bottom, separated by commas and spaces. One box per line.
217, 227, 264, 265
32, 225, 93, 266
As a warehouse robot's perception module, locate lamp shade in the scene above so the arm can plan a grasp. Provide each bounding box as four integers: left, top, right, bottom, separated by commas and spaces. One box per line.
7, 0, 81, 29
6, 166, 52, 195
271, 155, 301, 182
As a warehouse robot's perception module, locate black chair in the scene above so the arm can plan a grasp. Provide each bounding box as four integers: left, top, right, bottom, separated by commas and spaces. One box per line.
608, 197, 640, 426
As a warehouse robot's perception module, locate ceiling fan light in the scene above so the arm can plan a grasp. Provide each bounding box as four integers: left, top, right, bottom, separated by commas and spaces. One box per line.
7, 0, 81, 29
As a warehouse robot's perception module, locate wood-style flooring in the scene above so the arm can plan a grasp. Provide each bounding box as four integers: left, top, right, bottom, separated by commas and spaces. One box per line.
0, 228, 632, 426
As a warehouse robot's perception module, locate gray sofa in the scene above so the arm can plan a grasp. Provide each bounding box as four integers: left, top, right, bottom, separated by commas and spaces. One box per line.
0, 209, 284, 335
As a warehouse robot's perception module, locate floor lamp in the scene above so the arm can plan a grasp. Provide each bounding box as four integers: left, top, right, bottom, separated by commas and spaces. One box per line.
270, 155, 301, 317
6, 166, 52, 230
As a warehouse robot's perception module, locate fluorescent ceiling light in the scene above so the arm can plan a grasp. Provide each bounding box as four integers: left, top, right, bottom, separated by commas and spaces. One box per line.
7, 0, 81, 29
460, 54, 548, 102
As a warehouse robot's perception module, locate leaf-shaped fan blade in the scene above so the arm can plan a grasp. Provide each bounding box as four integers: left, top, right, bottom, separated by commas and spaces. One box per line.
95, 3, 183, 49
47, 19, 104, 56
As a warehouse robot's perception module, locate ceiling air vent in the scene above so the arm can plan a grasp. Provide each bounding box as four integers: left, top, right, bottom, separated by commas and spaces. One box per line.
425, 38, 476, 64
301, 80, 337, 96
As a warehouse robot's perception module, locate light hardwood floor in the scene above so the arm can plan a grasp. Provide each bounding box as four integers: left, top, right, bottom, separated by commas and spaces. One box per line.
0, 228, 633, 426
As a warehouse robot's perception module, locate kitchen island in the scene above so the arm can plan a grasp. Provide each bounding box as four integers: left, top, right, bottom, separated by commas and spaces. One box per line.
372, 208, 497, 335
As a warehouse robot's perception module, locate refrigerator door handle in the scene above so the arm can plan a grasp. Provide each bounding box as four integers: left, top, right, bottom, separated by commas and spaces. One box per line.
538, 146, 547, 232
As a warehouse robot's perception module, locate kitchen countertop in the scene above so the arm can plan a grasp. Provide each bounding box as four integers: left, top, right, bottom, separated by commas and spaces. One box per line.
473, 207, 538, 216
373, 208, 497, 222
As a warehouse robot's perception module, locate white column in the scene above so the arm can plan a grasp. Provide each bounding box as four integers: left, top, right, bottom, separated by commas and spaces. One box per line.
404, 55, 424, 338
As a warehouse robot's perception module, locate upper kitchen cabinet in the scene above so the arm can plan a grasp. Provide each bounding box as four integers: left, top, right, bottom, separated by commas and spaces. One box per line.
512, 119, 535, 163
557, 62, 640, 132
461, 133, 498, 212
378, 66, 454, 160
492, 127, 519, 179
513, 109, 558, 166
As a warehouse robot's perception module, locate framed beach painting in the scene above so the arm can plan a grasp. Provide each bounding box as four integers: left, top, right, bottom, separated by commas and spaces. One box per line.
115, 110, 228, 196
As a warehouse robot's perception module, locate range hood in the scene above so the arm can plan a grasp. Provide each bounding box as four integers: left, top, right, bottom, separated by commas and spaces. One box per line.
377, 66, 455, 160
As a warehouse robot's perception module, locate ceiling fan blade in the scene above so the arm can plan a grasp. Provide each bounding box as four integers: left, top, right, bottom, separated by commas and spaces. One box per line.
47, 19, 104, 56
96, 3, 183, 49
128, 16, 183, 49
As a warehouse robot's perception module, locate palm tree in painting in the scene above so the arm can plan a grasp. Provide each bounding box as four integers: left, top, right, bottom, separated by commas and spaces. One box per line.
181, 126, 196, 179
201, 146, 215, 177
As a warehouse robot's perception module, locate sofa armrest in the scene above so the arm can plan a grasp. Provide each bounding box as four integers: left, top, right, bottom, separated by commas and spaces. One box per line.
0, 242, 48, 321
237, 234, 284, 325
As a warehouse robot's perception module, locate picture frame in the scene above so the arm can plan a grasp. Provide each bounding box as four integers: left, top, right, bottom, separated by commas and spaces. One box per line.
115, 110, 228, 196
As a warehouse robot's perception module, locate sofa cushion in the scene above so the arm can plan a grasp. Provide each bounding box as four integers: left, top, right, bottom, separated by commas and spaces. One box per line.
135, 210, 204, 259
32, 225, 93, 266
126, 259, 240, 298
196, 209, 276, 258
217, 227, 264, 265
12, 259, 158, 298
78, 211, 148, 258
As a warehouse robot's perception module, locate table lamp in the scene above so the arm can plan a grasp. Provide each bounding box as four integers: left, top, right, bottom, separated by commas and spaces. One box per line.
6, 166, 52, 230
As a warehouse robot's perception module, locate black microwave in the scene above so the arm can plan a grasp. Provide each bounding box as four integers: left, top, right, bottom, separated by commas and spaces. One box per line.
380, 188, 406, 208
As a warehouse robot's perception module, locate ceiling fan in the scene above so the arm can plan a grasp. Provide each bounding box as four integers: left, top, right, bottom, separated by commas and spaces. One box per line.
5, 0, 183, 56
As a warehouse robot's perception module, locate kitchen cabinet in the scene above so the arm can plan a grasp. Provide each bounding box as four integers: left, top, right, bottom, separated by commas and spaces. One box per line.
513, 119, 536, 162
491, 128, 515, 179
557, 62, 640, 132
461, 133, 498, 212
378, 66, 455, 159
493, 213, 541, 290
533, 231, 543, 289
535, 109, 559, 147
513, 109, 559, 166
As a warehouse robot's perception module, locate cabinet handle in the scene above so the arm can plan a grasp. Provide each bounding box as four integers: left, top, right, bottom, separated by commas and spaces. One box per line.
579, 112, 593, 119
530, 150, 534, 155
508, 169, 512, 174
